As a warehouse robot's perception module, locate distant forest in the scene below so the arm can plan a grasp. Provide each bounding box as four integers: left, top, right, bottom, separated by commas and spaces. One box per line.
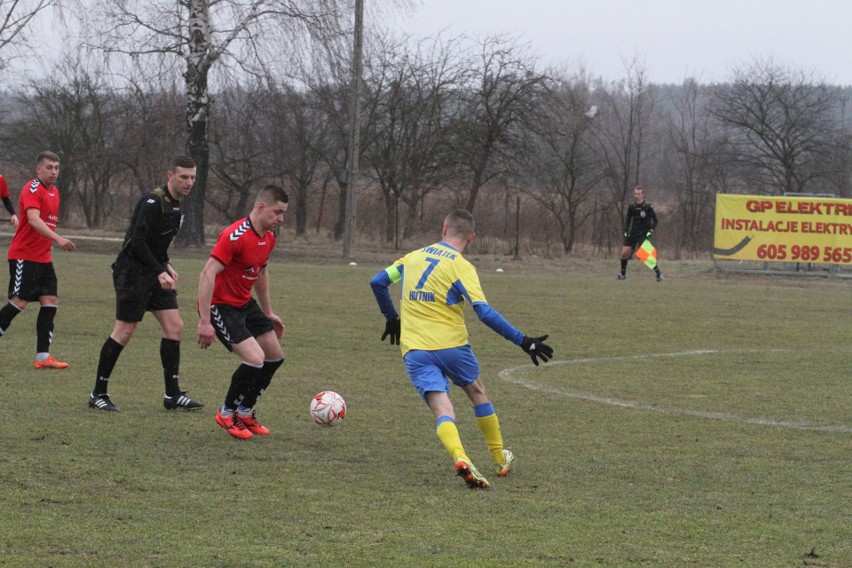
1, 2, 850, 259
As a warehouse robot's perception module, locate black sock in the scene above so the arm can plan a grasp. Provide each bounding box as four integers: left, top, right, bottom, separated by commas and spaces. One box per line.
223, 363, 263, 411
241, 357, 284, 409
160, 338, 181, 397
0, 302, 22, 334
620, 259, 628, 275
36, 305, 56, 354
655, 266, 661, 275
94, 337, 124, 396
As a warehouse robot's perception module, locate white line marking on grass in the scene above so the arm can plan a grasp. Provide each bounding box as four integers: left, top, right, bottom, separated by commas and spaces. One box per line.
499, 350, 852, 434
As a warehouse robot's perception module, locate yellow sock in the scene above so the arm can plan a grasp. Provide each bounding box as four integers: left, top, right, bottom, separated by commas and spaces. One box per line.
476, 413, 505, 465
436, 418, 467, 462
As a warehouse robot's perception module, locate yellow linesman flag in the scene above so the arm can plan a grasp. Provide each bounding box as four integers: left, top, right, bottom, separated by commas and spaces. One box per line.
635, 239, 658, 269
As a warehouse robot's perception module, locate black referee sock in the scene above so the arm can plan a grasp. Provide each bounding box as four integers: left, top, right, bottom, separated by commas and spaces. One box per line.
160, 338, 181, 397
0, 301, 22, 335
94, 337, 124, 396
620, 259, 628, 275
36, 305, 57, 353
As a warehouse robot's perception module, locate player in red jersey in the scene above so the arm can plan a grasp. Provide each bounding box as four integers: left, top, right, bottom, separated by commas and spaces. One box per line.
0, 173, 20, 229
197, 185, 288, 439
0, 151, 76, 369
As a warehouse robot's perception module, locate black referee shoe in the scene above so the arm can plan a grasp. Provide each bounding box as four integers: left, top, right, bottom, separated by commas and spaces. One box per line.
163, 391, 205, 411
88, 393, 120, 412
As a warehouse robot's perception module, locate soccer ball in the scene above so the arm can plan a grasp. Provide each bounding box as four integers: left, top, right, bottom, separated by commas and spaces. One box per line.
310, 391, 346, 427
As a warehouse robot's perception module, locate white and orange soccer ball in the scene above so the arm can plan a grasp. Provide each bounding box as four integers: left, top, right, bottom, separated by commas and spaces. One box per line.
310, 391, 346, 427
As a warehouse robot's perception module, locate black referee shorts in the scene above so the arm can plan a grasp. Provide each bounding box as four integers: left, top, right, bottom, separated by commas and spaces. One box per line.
623, 234, 646, 249
112, 262, 178, 322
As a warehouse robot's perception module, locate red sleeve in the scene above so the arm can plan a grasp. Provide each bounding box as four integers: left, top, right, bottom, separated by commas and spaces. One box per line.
20, 181, 42, 212
0, 176, 8, 199
210, 230, 238, 267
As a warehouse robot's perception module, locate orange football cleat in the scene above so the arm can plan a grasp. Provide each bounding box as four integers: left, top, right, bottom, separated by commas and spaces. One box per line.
216, 410, 252, 440
237, 411, 270, 435
34, 355, 69, 369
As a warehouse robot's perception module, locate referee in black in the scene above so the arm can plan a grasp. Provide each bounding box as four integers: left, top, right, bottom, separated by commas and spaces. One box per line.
88, 155, 204, 412
618, 186, 663, 281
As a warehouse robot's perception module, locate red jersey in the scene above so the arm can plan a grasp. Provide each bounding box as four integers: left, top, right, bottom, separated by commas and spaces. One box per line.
0, 176, 9, 199
210, 217, 276, 307
7, 178, 61, 263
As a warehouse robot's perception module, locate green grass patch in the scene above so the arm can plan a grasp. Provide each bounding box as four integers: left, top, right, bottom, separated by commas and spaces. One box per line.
0, 250, 849, 567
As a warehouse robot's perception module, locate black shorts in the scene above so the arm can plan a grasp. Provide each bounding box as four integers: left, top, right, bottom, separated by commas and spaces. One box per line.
112, 261, 178, 323
210, 299, 275, 351
623, 234, 646, 248
7, 259, 58, 301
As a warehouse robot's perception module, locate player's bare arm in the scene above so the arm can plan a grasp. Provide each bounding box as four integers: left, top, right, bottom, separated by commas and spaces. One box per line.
196, 257, 225, 349
26, 208, 76, 251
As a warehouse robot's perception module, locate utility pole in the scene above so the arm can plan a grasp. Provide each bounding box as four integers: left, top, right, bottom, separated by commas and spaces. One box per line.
342, 0, 364, 259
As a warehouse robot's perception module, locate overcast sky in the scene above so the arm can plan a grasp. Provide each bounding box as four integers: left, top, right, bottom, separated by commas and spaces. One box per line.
394, 0, 852, 86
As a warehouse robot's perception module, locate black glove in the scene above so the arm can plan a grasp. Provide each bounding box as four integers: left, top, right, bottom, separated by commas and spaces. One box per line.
381, 317, 400, 345
521, 334, 553, 366
645, 230, 653, 240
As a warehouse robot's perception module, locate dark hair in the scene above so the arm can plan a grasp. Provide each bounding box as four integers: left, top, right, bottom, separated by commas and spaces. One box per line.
444, 208, 475, 237
257, 184, 289, 205
37, 151, 60, 164
171, 155, 196, 170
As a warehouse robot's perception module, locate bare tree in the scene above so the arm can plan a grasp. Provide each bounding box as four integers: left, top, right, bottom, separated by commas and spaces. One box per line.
295, 46, 362, 240
519, 75, 604, 253
825, 120, 851, 198
84, 0, 351, 244
589, 60, 656, 251
206, 83, 275, 224
452, 35, 548, 213
6, 60, 124, 228
116, 77, 186, 197
710, 59, 842, 195
361, 35, 462, 245
309, 78, 351, 239
661, 79, 726, 256
269, 85, 334, 236
0, 0, 55, 70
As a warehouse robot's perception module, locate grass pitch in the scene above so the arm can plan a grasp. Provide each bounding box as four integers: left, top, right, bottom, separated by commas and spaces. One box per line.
0, 249, 849, 567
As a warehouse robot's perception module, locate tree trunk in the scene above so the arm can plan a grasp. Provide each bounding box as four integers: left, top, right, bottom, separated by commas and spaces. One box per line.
178, 0, 212, 246
181, 80, 210, 246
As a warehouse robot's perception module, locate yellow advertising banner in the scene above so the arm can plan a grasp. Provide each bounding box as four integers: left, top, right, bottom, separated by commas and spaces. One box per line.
713, 194, 852, 264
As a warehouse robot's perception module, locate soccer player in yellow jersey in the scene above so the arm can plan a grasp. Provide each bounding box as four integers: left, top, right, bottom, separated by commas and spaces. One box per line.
370, 209, 554, 489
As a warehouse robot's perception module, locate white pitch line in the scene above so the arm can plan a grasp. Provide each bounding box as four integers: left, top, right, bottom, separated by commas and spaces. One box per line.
498, 350, 852, 434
